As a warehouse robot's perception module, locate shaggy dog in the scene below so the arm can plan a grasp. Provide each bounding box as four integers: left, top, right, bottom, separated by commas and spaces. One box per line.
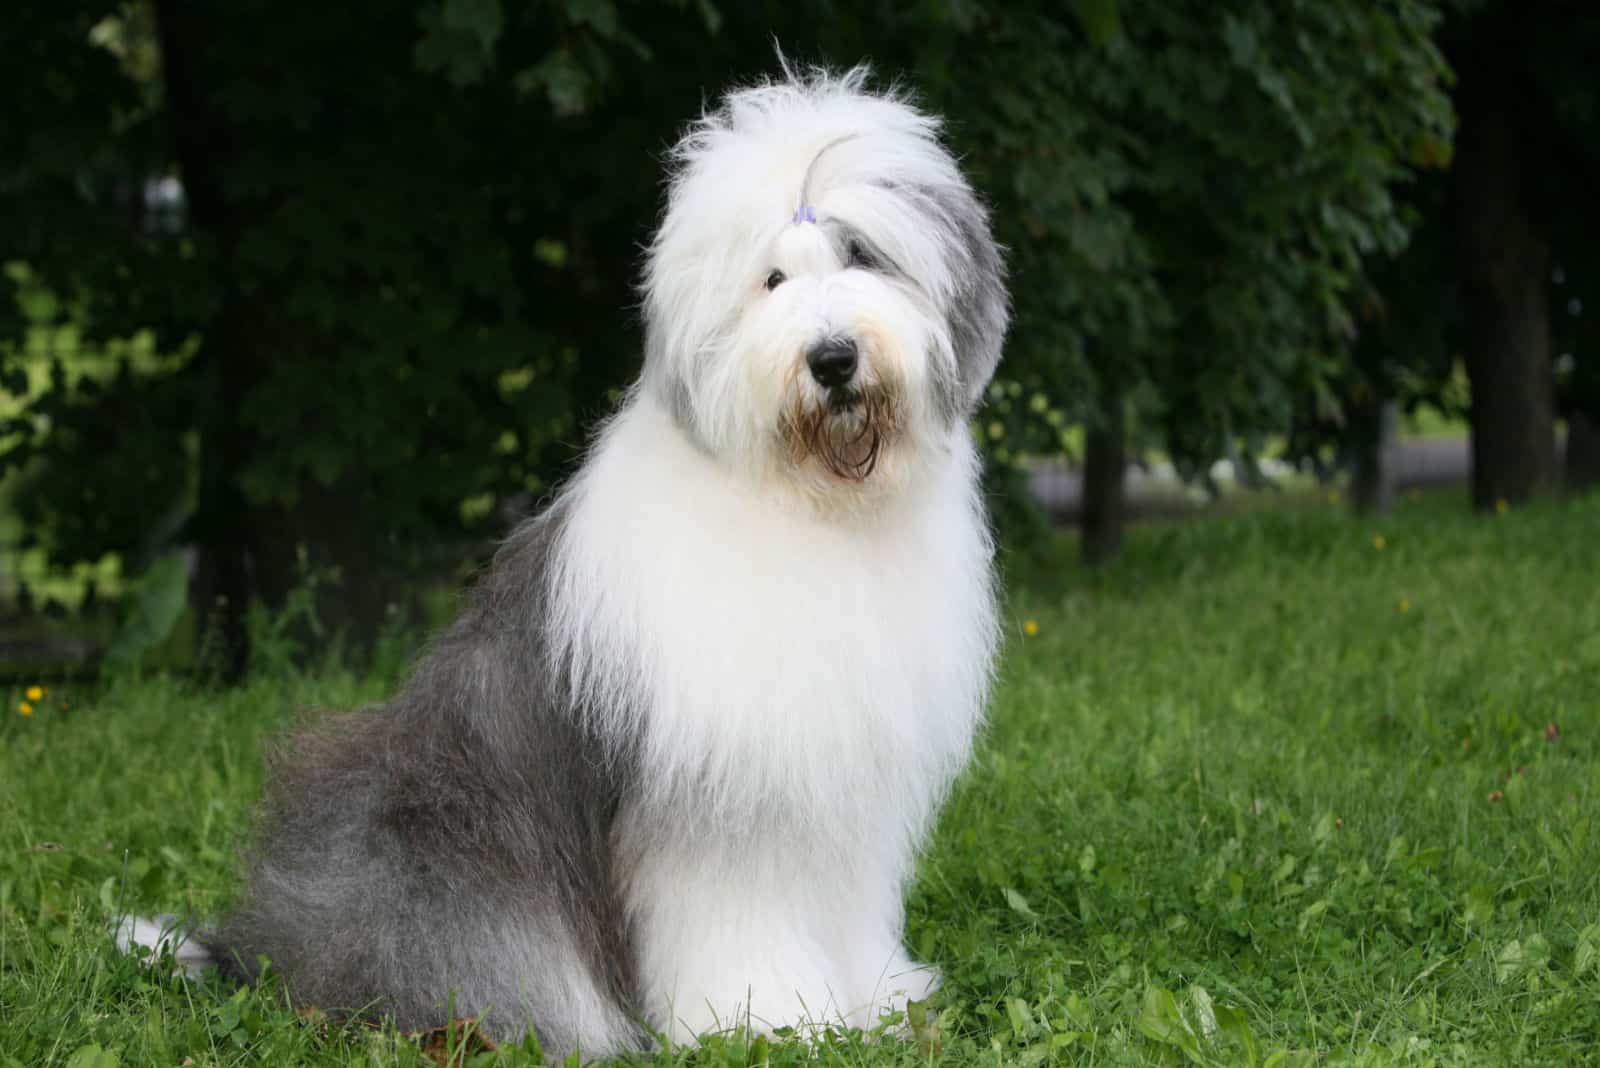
124, 63, 1008, 1059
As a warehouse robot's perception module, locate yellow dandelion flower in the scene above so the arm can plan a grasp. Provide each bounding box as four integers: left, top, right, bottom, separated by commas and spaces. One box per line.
25, 685, 44, 702
18, 701, 34, 717
1373, 534, 1387, 551
1023, 619, 1039, 637
1495, 498, 1509, 515
1398, 597, 1411, 613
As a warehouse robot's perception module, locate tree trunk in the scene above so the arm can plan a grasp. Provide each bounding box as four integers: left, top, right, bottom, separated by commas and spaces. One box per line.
154, 0, 257, 680
155, 2, 420, 671
1455, 34, 1556, 512
1568, 411, 1600, 496
1080, 387, 1126, 568
1350, 398, 1399, 515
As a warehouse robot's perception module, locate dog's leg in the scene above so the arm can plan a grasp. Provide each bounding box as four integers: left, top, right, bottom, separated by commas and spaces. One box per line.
651, 925, 845, 1043
625, 836, 860, 1044
842, 948, 940, 1031
640, 890, 844, 1040
823, 859, 941, 1031
626, 828, 946, 1044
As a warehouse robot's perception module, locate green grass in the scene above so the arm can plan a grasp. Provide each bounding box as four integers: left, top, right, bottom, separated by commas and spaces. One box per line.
4, 491, 1599, 1066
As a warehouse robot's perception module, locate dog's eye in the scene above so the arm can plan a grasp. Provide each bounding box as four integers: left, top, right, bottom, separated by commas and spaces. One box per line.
846, 240, 877, 271
765, 269, 787, 291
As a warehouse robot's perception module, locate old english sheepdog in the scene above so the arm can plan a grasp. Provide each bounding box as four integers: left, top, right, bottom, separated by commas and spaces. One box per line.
122, 63, 1008, 1058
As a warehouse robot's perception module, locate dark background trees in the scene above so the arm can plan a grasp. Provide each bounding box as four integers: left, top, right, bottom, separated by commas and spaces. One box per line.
1, 0, 1590, 678
4, 0, 729, 674
1433, 0, 1599, 511
1352, 2, 1600, 512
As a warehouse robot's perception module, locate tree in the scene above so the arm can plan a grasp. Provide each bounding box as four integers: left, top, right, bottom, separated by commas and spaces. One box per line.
1556, 262, 1600, 494
1451, 3, 1556, 509
894, 1, 1453, 562
2, 1, 1459, 683
2, 0, 723, 675
1347, 1, 1600, 510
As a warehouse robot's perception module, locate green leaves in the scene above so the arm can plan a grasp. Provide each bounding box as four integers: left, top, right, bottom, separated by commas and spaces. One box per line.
1135, 984, 1265, 1066
415, 0, 505, 86
1071, 0, 1122, 47
514, 50, 594, 116
914, 0, 1455, 485
1576, 924, 1600, 979
1134, 986, 1204, 1061
4, 0, 1467, 645
1002, 886, 1039, 921
1496, 934, 1552, 985
64, 1046, 120, 1068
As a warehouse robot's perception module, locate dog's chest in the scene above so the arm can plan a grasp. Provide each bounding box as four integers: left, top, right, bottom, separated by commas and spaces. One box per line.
554, 413, 996, 817
634, 496, 986, 778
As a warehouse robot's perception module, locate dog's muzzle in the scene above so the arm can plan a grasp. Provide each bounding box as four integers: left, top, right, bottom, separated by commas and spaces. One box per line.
779, 344, 899, 482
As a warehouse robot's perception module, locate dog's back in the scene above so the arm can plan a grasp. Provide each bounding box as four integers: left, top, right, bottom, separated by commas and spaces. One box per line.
212, 511, 644, 1056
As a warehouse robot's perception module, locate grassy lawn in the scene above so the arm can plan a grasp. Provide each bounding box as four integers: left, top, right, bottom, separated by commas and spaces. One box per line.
3, 491, 1598, 1066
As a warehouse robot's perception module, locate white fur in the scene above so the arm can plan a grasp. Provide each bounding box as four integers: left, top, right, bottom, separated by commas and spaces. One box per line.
643, 67, 992, 502
549, 398, 995, 1042
537, 63, 1004, 1045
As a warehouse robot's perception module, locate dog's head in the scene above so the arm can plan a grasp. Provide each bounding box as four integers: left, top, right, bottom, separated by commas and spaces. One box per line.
642, 65, 1008, 501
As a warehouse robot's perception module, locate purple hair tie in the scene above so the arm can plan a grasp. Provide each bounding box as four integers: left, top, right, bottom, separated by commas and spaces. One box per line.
793, 204, 817, 224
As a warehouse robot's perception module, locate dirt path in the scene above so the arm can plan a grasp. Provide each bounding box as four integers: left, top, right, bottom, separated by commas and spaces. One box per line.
1027, 436, 1478, 521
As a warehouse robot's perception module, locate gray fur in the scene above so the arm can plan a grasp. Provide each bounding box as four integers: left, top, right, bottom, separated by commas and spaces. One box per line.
825, 212, 972, 422
213, 503, 647, 1058
943, 189, 1009, 413
822, 181, 1007, 422
825, 220, 906, 286
878, 178, 1009, 418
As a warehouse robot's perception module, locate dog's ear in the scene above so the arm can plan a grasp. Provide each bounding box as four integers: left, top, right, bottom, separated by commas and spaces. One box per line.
932, 183, 1009, 415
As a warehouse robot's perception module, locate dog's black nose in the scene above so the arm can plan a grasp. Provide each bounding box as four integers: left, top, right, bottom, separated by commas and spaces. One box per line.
806, 337, 858, 389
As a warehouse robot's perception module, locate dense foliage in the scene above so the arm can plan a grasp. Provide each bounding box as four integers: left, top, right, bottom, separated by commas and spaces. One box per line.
911, 2, 1453, 474
0, 0, 1473, 664
886, 1, 1453, 558
2, 0, 731, 662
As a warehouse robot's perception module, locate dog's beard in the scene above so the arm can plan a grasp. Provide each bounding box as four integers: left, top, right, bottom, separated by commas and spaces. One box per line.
778, 377, 901, 482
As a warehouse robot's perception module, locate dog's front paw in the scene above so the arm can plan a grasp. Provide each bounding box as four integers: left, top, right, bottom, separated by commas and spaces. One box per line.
650, 950, 848, 1045
845, 955, 941, 1034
